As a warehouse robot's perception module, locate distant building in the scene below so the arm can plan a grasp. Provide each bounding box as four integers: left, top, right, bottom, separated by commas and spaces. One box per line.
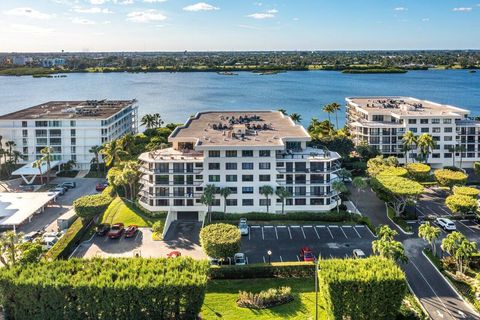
138, 111, 341, 221
12, 56, 32, 66
346, 96, 477, 168
0, 100, 138, 170
42, 58, 66, 68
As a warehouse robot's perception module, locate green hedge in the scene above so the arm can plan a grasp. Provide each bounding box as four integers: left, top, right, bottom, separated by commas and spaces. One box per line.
211, 210, 354, 222
43, 217, 92, 261
319, 257, 407, 320
73, 193, 113, 219
0, 258, 209, 320
200, 223, 241, 259
209, 262, 315, 279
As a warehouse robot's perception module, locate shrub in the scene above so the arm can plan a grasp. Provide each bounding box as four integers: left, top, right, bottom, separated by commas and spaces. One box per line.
453, 186, 480, 198
211, 211, 353, 222
367, 156, 399, 177
152, 220, 165, 240
0, 257, 209, 320
474, 162, 480, 176
445, 194, 478, 217
434, 169, 468, 190
237, 286, 293, 309
200, 223, 241, 259
209, 262, 315, 279
73, 193, 113, 219
319, 257, 407, 320
406, 163, 431, 181
378, 167, 408, 177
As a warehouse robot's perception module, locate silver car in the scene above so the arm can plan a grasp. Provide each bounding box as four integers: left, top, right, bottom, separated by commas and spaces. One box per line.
234, 253, 247, 265
238, 218, 249, 235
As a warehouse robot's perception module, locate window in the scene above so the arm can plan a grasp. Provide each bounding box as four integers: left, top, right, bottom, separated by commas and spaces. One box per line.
259, 162, 271, 170
443, 119, 452, 124
421, 128, 429, 133
444, 136, 453, 141
242, 150, 253, 157
173, 175, 185, 185
71, 146, 76, 154
71, 129, 76, 137
71, 138, 76, 145
431, 119, 440, 124
226, 175, 237, 182
208, 175, 220, 182
208, 163, 220, 170
242, 187, 254, 194
23, 147, 28, 155
260, 199, 271, 206
408, 119, 417, 124
35, 121, 48, 127
209, 150, 220, 157
444, 127, 453, 133
22, 129, 28, 137
156, 175, 169, 185
295, 198, 306, 205
228, 187, 237, 194
226, 162, 237, 170
173, 163, 185, 173
242, 162, 254, 170
156, 199, 169, 206
226, 150, 237, 157
259, 150, 271, 157
432, 128, 441, 133
259, 175, 271, 182
212, 199, 220, 206
276, 162, 285, 168
226, 199, 237, 206
432, 153, 440, 158
410, 128, 417, 133
372, 115, 384, 121
195, 175, 203, 180
242, 199, 254, 206
286, 141, 301, 151
70, 120, 76, 127
21, 121, 27, 127
420, 119, 429, 124
242, 175, 254, 182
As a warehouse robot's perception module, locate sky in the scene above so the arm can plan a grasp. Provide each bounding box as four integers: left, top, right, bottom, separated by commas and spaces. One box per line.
0, 0, 479, 52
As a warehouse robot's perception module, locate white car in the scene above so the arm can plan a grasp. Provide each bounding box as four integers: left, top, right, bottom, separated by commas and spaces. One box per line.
234, 253, 247, 265
42, 236, 58, 250
436, 218, 456, 231
352, 249, 366, 259
238, 218, 249, 236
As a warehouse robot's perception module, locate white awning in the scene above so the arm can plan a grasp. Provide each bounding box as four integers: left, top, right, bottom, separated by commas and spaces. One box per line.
0, 192, 57, 226
12, 160, 60, 176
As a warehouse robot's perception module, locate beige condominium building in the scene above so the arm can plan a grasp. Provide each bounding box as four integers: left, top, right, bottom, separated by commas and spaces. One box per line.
346, 96, 477, 168
138, 111, 341, 221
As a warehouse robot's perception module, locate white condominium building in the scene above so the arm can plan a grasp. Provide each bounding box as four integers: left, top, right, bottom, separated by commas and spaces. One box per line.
0, 100, 138, 170
346, 97, 477, 168
138, 111, 341, 221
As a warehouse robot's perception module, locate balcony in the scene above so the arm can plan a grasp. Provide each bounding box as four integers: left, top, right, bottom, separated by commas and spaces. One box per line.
139, 166, 203, 174
276, 147, 341, 161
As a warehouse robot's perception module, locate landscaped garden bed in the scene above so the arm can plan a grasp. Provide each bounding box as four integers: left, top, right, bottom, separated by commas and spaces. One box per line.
237, 286, 294, 309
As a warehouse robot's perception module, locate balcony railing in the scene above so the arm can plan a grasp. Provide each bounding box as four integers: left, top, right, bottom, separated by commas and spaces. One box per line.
140, 167, 203, 174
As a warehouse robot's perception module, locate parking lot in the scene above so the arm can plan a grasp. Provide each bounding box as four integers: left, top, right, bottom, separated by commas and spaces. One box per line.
241, 224, 376, 264
416, 187, 452, 218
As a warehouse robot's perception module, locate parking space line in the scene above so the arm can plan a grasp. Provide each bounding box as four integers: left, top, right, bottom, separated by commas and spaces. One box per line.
366, 226, 377, 238
327, 227, 334, 239
276, 225, 286, 228
303, 225, 313, 228
340, 227, 348, 239
439, 207, 451, 216
316, 225, 325, 228
355, 225, 365, 228
261, 227, 265, 240
264, 226, 273, 228
263, 256, 266, 263
330, 254, 333, 259
314, 226, 320, 239
301, 226, 306, 239
280, 255, 283, 262
296, 255, 300, 262
251, 226, 260, 228
248, 228, 251, 240
353, 226, 362, 238
343, 225, 352, 228
433, 223, 446, 234
246, 257, 249, 264
291, 225, 300, 228
134, 231, 141, 241
275, 227, 278, 239
287, 226, 292, 239
458, 221, 476, 233
329, 225, 339, 228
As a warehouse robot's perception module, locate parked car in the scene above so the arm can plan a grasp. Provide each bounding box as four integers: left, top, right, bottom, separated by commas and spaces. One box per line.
57, 185, 68, 192
238, 218, 249, 236
436, 218, 456, 231
167, 251, 181, 258
353, 249, 366, 259
60, 182, 76, 189
42, 236, 58, 250
209, 257, 220, 265
48, 187, 65, 195
107, 223, 125, 239
96, 223, 110, 236
96, 182, 108, 192
23, 230, 40, 242
124, 225, 138, 238
19, 185, 35, 192
299, 247, 315, 262
234, 253, 247, 265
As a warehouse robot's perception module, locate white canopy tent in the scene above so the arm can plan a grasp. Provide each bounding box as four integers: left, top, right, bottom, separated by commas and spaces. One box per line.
11, 160, 60, 184
0, 192, 57, 231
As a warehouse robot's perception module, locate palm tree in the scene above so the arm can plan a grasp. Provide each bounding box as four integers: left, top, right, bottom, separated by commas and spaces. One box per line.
153, 113, 164, 128
372, 237, 408, 264
418, 222, 441, 256
89, 145, 102, 176
219, 187, 232, 214
328, 102, 342, 129
259, 185, 274, 213
331, 180, 348, 213
200, 184, 216, 223
416, 133, 436, 164
62, 159, 77, 172
402, 131, 417, 164
40, 147, 53, 184
455, 145, 466, 169
0, 231, 23, 267
278, 109, 287, 116
32, 158, 44, 185
122, 161, 139, 200
141, 114, 156, 129
5, 141, 15, 161
275, 187, 291, 214
322, 104, 334, 125
289, 113, 302, 123
100, 140, 128, 167
352, 177, 367, 213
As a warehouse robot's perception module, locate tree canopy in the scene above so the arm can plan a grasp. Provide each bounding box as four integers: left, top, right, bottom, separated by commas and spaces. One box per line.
434, 169, 468, 190
367, 156, 399, 177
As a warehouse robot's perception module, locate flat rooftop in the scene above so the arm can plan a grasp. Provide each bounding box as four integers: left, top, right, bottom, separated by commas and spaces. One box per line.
0, 99, 136, 120
170, 111, 310, 147
346, 97, 469, 117
0, 192, 57, 226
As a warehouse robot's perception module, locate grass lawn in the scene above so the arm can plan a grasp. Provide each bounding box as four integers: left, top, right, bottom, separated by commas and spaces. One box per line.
202, 278, 324, 320
100, 197, 162, 227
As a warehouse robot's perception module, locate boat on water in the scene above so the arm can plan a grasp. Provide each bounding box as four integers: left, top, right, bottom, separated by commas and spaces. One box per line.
469, 70, 477, 73
217, 71, 238, 76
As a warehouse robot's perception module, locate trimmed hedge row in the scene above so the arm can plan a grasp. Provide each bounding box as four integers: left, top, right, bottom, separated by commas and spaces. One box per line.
211, 210, 354, 222
209, 262, 315, 279
0, 258, 209, 320
319, 257, 407, 320
73, 193, 113, 219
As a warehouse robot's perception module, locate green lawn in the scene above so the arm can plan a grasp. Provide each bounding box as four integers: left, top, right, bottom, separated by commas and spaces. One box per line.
100, 197, 162, 227
202, 278, 324, 320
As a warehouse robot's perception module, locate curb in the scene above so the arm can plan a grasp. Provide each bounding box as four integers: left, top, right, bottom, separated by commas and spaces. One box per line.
405, 281, 430, 319
385, 203, 414, 235
421, 250, 480, 317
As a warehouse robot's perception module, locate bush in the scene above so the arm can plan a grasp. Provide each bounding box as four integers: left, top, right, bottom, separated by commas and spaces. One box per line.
209, 262, 315, 279
453, 186, 480, 198
434, 169, 468, 190
474, 162, 480, 176
237, 286, 293, 309
319, 257, 407, 320
406, 163, 431, 181
152, 220, 165, 240
0, 258, 209, 320
211, 211, 353, 222
378, 167, 408, 177
200, 223, 241, 259
73, 193, 113, 219
445, 194, 478, 216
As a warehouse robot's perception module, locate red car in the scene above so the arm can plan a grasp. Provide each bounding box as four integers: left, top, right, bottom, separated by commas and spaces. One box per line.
107, 223, 125, 239
299, 247, 315, 262
96, 182, 108, 192
124, 225, 138, 238
167, 251, 181, 258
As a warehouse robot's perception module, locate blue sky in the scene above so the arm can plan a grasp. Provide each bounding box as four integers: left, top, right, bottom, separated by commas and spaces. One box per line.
0, 0, 479, 52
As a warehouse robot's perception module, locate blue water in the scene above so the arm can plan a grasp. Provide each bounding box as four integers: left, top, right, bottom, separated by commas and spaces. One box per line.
0, 70, 479, 126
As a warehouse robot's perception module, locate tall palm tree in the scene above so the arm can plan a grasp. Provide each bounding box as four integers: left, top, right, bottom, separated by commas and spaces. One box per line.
40, 147, 53, 184
122, 161, 139, 200
322, 104, 334, 125
141, 114, 156, 129
416, 133, 436, 164
331, 180, 348, 213
100, 140, 128, 168
200, 184, 217, 223
5, 141, 15, 161
402, 131, 417, 164
219, 187, 232, 214
259, 185, 274, 213
418, 222, 441, 256
352, 177, 367, 213
278, 109, 288, 116
289, 113, 302, 123
11, 151, 22, 165
153, 113, 164, 128
328, 102, 342, 129
32, 158, 44, 185
89, 145, 102, 177
455, 144, 466, 169
275, 187, 291, 214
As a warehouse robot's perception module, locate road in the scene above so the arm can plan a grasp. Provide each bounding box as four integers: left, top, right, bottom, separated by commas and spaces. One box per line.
351, 186, 480, 320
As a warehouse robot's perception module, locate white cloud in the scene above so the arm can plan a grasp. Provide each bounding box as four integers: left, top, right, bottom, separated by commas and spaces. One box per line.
10, 23, 53, 34
183, 2, 219, 12
453, 7, 472, 12
293, 17, 299, 21
253, 2, 262, 6
116, 0, 134, 4
74, 7, 114, 14
394, 7, 408, 11
144, 0, 167, 2
72, 17, 96, 24
90, 0, 108, 4
266, 9, 278, 13
247, 12, 274, 19
127, 9, 166, 22
421, 17, 430, 22
4, 7, 52, 20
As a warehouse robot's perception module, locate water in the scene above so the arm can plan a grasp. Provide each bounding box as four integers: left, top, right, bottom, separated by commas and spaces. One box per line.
0, 70, 479, 126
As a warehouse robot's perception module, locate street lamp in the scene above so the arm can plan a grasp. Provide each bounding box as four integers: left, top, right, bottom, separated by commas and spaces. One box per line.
267, 250, 272, 264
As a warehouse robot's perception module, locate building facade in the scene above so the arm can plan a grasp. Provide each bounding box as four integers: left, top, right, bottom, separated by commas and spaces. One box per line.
0, 100, 138, 170
346, 96, 477, 168
138, 111, 341, 221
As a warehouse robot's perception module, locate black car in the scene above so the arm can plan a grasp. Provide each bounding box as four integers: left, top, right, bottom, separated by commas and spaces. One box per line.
96, 223, 110, 236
